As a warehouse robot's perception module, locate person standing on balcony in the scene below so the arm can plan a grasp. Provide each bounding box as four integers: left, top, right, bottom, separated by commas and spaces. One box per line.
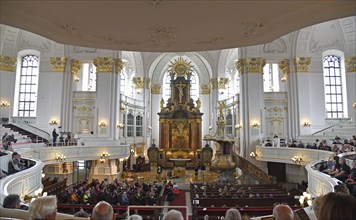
52, 128, 58, 146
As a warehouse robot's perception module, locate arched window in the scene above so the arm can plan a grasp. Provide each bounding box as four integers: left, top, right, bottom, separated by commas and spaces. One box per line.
323, 54, 347, 118
127, 113, 134, 137
263, 63, 280, 92
18, 55, 39, 117
225, 112, 233, 135
162, 71, 199, 102
136, 114, 143, 137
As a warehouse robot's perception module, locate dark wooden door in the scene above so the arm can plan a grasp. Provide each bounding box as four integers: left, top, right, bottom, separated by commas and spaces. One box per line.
267, 162, 286, 182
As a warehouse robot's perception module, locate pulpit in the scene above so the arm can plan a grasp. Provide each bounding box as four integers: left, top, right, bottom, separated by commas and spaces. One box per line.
157, 58, 203, 168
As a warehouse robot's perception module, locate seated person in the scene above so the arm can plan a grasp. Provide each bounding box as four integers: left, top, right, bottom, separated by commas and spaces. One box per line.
334, 157, 351, 182
334, 184, 350, 194
2, 194, 28, 210
7, 134, 17, 143
326, 156, 340, 176
319, 192, 356, 220
273, 204, 294, 220
8, 152, 26, 174
265, 139, 272, 147
297, 141, 305, 148
29, 196, 57, 220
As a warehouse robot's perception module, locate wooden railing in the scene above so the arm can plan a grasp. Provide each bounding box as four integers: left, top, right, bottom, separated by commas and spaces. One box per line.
235, 154, 276, 184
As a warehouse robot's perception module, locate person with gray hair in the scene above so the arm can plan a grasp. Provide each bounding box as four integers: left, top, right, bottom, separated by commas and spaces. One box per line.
91, 201, 116, 220
225, 208, 242, 220
128, 214, 143, 220
162, 209, 184, 220
29, 195, 57, 220
273, 204, 294, 220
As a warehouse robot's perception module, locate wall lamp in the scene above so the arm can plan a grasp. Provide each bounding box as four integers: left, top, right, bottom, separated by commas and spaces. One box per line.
49, 120, 58, 126
251, 122, 260, 129
249, 152, 257, 158
55, 154, 66, 162
116, 123, 124, 129
292, 155, 302, 164
0, 101, 10, 108
302, 121, 311, 127
235, 124, 242, 129
353, 102, 356, 109
98, 121, 107, 128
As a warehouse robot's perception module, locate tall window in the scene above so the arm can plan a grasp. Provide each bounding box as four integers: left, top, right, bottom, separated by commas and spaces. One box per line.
225, 112, 233, 135
136, 115, 143, 137
323, 55, 345, 118
263, 63, 280, 92
18, 55, 39, 117
82, 63, 96, 91
190, 73, 199, 102
127, 113, 134, 137
120, 72, 126, 95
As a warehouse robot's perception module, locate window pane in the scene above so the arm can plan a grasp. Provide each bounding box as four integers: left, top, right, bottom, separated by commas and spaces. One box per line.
18, 55, 39, 117
323, 55, 344, 119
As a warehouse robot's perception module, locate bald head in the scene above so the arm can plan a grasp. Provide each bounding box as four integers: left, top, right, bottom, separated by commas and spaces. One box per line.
91, 201, 115, 220
273, 204, 294, 220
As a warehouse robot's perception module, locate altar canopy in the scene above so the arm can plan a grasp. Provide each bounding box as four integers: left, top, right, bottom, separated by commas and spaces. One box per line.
158, 58, 203, 168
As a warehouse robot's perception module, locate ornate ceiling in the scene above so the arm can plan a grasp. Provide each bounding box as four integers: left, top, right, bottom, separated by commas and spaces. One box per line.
1, 0, 355, 52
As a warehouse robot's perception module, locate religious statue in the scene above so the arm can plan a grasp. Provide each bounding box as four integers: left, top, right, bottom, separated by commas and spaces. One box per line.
176, 83, 186, 103
196, 98, 201, 110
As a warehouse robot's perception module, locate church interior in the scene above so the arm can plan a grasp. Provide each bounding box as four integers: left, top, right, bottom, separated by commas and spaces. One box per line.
0, 1, 356, 219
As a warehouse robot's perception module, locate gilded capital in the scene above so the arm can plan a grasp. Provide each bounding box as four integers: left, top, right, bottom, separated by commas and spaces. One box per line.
245, 57, 266, 73
235, 59, 245, 74
93, 57, 114, 72
294, 57, 311, 72
278, 59, 290, 81
0, 55, 17, 72
71, 59, 82, 81
151, 84, 161, 94
345, 56, 356, 72
115, 58, 124, 74
210, 78, 218, 90
218, 77, 229, 89
50, 57, 67, 72
132, 77, 144, 89
200, 84, 211, 94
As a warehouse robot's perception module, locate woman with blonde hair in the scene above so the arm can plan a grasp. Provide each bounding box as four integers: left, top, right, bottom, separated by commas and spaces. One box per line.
29, 195, 57, 220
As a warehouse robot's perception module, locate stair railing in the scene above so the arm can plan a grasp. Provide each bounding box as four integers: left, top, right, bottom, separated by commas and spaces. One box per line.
234, 153, 277, 184
312, 118, 351, 136
9, 117, 51, 142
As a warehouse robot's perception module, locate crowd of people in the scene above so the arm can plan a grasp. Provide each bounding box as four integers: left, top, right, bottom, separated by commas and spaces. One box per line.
320, 155, 356, 196
263, 135, 356, 154
57, 178, 163, 207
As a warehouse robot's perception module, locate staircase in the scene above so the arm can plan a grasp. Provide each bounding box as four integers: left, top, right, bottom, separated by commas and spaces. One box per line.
233, 154, 277, 184
2, 123, 49, 144
297, 120, 356, 144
